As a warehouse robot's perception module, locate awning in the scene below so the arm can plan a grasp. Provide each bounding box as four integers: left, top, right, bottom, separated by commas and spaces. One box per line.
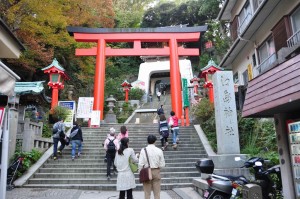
14, 81, 45, 95
242, 54, 300, 117
0, 61, 20, 96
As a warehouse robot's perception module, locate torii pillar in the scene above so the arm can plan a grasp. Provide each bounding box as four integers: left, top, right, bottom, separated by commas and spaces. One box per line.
67, 26, 207, 122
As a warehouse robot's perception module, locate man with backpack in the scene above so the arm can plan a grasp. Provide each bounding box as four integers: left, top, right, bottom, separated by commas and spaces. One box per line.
52, 117, 66, 160
104, 127, 119, 180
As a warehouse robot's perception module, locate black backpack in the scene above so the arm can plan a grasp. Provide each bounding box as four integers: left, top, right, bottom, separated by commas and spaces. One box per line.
107, 138, 116, 155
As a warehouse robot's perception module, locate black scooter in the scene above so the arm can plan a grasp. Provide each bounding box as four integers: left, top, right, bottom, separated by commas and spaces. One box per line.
196, 157, 282, 199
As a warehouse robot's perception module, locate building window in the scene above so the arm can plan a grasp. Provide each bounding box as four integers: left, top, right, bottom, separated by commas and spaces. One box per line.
258, 37, 276, 73
242, 70, 248, 86
288, 6, 300, 47
238, 2, 252, 34
253, 0, 264, 13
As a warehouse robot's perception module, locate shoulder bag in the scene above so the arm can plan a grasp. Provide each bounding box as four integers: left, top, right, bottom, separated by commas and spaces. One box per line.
139, 148, 152, 183
129, 157, 138, 173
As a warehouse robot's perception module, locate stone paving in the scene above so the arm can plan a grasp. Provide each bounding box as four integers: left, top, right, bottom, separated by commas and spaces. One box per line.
6, 188, 184, 199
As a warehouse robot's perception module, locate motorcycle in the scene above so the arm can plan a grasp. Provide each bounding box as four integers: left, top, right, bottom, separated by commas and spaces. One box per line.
196, 157, 282, 199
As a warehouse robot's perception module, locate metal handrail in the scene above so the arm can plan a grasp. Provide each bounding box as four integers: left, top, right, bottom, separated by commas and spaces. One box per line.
287, 29, 300, 47
257, 53, 277, 74
238, 12, 252, 35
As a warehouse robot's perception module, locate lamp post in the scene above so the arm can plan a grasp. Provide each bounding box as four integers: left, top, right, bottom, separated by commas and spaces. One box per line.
190, 76, 201, 95
199, 59, 223, 103
121, 80, 132, 102
42, 58, 69, 110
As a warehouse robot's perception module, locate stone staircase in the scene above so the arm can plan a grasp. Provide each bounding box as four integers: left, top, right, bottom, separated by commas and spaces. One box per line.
23, 123, 207, 190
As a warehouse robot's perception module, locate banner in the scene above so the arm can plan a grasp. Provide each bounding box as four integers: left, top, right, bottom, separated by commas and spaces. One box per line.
58, 101, 76, 127
76, 97, 94, 118
182, 78, 190, 107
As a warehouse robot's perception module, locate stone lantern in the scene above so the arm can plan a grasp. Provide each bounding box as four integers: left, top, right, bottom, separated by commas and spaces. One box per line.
105, 95, 117, 123
199, 59, 223, 103
41, 58, 69, 109
121, 80, 132, 102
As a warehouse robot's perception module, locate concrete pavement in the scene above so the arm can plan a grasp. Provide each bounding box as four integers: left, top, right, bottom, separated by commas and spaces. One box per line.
6, 187, 203, 199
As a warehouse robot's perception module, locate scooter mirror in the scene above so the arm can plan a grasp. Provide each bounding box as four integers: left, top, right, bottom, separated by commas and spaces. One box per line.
255, 161, 263, 166
234, 157, 241, 161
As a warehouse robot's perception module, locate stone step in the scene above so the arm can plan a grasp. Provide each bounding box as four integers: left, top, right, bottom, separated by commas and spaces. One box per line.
43, 162, 197, 168
37, 167, 198, 173
22, 182, 193, 191
33, 171, 200, 178
61, 147, 205, 152
50, 154, 206, 160
45, 158, 201, 164
28, 177, 195, 184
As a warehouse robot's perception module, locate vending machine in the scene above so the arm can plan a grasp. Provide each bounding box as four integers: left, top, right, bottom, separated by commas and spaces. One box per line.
288, 121, 300, 197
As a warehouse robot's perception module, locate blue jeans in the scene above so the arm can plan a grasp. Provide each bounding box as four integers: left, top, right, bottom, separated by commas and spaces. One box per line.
53, 137, 66, 158
71, 140, 82, 158
172, 128, 179, 144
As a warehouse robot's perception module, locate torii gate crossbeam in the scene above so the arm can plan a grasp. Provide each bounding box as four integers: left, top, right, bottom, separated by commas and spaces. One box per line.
67, 26, 207, 123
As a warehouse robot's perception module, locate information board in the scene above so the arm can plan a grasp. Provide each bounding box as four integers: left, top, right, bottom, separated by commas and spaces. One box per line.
76, 97, 94, 118
58, 101, 76, 127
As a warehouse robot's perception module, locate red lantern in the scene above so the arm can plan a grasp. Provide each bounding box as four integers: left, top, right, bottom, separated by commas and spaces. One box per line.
121, 80, 132, 102
42, 58, 69, 109
199, 59, 223, 103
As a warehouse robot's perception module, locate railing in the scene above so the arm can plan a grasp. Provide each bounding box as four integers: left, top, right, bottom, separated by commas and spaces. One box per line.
238, 12, 252, 35
257, 53, 277, 74
17, 118, 52, 152
287, 29, 300, 48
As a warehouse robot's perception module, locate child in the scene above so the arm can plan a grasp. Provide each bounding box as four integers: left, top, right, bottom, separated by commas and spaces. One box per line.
117, 125, 128, 141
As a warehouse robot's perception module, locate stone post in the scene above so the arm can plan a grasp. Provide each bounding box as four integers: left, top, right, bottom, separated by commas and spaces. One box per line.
213, 71, 240, 154
8, 108, 18, 161
22, 118, 34, 152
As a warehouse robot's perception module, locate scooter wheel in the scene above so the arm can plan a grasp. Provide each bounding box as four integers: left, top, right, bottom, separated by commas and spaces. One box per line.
211, 192, 230, 199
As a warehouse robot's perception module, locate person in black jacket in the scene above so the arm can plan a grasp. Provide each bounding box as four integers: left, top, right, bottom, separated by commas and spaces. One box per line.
70, 121, 83, 161
158, 114, 169, 151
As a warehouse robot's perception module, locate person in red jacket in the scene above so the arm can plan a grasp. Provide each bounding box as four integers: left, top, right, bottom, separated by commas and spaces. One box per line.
168, 111, 179, 149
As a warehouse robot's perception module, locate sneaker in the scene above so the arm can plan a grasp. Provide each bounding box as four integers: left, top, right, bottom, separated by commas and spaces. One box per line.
176, 138, 180, 144
107, 175, 111, 180
53, 156, 57, 160
172, 144, 177, 150
58, 150, 62, 155
72, 156, 75, 161
77, 153, 81, 158
165, 142, 169, 146
161, 147, 165, 151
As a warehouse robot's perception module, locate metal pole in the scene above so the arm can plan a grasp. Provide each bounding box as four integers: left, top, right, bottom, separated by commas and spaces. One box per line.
0, 108, 9, 199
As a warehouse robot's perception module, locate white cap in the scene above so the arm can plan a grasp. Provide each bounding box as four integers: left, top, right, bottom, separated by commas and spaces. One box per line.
109, 127, 116, 135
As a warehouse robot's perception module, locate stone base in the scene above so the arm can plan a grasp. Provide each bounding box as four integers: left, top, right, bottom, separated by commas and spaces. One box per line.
209, 154, 248, 169
104, 113, 117, 123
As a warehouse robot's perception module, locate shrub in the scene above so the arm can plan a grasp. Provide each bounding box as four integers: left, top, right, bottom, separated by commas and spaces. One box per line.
129, 88, 145, 100
49, 106, 70, 122
12, 149, 42, 177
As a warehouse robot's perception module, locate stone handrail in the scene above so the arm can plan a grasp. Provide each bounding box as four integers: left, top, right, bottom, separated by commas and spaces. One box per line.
17, 118, 53, 152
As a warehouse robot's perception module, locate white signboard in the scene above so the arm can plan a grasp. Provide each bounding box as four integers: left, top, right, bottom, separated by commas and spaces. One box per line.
91, 111, 101, 126
58, 101, 76, 127
76, 97, 94, 118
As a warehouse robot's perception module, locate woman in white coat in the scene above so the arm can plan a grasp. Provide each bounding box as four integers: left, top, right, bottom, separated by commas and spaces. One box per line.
114, 137, 139, 199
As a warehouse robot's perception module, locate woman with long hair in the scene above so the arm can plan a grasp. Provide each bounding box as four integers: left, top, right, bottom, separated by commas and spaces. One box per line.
114, 137, 139, 199
159, 114, 169, 151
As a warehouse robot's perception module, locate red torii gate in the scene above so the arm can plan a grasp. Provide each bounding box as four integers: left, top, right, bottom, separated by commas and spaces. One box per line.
67, 26, 207, 121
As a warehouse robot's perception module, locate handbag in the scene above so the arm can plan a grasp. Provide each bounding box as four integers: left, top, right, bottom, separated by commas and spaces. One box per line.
129, 157, 138, 173
139, 148, 152, 183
